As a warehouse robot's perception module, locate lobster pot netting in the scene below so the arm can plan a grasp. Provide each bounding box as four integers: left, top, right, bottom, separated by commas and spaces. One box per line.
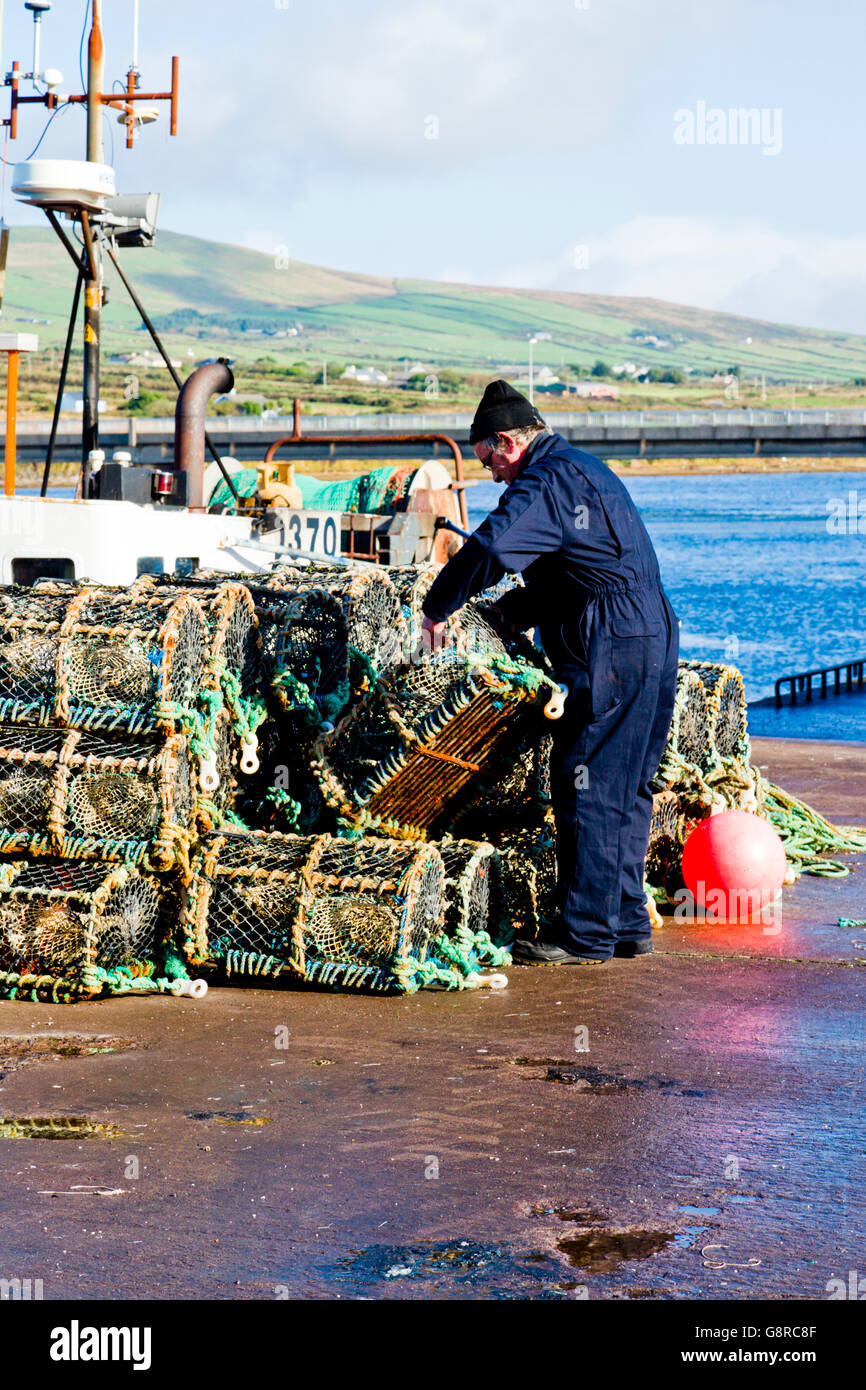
0, 585, 209, 734
196, 706, 243, 832
389, 564, 541, 667
258, 565, 406, 720
389, 563, 441, 645
682, 660, 750, 762
0, 725, 196, 869
645, 789, 685, 894
448, 600, 548, 669
232, 723, 326, 836
435, 837, 509, 969
655, 667, 713, 784
0, 859, 164, 1002
313, 650, 556, 835
255, 586, 362, 728
137, 578, 263, 702
447, 733, 554, 842
497, 820, 558, 943
184, 832, 457, 993
136, 577, 266, 776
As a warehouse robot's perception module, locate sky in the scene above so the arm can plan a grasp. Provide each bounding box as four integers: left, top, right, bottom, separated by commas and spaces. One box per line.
2, 0, 865, 332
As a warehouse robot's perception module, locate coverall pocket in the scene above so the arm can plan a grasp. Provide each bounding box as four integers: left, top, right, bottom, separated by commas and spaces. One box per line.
608, 619, 663, 638
591, 625, 662, 719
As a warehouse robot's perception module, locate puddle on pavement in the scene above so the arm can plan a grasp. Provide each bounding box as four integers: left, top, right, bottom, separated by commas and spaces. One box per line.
0, 1034, 134, 1079
513, 1056, 711, 1097
557, 1228, 677, 1273
0, 1116, 123, 1140
530, 1202, 608, 1224
330, 1240, 571, 1298
188, 1112, 272, 1126
542, 1064, 677, 1093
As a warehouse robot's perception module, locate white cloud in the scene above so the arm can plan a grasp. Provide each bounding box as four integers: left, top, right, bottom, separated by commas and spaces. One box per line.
479, 218, 866, 332
169, 0, 708, 175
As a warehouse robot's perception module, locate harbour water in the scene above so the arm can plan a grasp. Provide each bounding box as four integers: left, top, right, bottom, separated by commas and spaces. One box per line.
469, 468, 866, 742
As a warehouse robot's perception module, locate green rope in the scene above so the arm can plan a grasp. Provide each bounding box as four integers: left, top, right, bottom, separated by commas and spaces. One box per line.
219, 668, 268, 745
271, 669, 322, 725
470, 928, 512, 968
264, 785, 302, 831
760, 778, 866, 878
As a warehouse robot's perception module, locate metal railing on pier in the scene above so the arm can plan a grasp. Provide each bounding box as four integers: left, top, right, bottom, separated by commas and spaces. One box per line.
774, 659, 866, 708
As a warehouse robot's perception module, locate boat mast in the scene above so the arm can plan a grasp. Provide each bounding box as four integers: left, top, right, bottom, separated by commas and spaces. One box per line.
82, 0, 103, 470
3, 2, 179, 488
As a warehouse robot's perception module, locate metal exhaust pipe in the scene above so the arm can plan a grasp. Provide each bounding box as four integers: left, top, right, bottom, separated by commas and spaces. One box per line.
174, 359, 234, 508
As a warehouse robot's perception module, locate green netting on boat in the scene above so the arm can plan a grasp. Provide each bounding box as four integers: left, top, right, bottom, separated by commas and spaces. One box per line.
210, 468, 258, 507
210, 465, 416, 514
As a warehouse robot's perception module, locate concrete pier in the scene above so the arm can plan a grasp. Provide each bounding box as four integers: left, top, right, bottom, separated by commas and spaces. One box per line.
0, 737, 863, 1300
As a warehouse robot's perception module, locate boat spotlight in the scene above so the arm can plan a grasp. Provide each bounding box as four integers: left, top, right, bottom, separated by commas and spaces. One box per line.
100, 192, 161, 247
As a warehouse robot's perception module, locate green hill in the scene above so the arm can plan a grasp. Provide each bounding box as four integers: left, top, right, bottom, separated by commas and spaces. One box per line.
1, 226, 864, 383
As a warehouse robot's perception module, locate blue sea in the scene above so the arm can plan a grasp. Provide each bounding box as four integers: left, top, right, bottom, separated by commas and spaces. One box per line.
467, 470, 866, 743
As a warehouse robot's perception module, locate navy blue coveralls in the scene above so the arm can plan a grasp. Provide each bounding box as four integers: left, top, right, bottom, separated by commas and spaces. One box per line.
422, 432, 679, 959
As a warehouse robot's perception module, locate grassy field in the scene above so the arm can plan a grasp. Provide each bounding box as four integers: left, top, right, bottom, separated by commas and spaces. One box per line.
2, 227, 866, 398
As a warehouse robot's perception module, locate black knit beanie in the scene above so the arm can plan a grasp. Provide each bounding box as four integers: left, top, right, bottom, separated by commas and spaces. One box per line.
469, 379, 546, 445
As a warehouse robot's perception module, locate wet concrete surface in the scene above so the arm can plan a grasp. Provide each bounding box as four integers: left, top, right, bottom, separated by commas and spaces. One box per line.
0, 737, 863, 1301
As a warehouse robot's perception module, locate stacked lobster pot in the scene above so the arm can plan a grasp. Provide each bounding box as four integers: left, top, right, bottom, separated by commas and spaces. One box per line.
227, 564, 405, 835
0, 580, 255, 1001
645, 659, 761, 900
183, 830, 507, 994
2, 554, 860, 999
133, 575, 265, 798
436, 837, 512, 976
385, 566, 559, 942
311, 645, 564, 839
0, 859, 202, 1004
443, 733, 557, 942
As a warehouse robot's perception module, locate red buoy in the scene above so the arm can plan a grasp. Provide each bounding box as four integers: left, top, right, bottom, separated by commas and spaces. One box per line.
681, 810, 787, 922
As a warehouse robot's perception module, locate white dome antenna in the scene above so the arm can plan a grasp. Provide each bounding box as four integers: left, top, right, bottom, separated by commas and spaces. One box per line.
116, 104, 158, 130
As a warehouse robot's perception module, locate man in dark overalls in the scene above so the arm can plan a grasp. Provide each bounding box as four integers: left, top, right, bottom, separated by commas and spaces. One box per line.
421, 380, 679, 964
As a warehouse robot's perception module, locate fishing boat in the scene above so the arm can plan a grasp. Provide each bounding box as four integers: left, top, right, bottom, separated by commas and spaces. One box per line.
0, 1, 468, 587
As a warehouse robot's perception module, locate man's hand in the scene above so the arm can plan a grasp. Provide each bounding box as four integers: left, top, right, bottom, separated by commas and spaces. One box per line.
420, 615, 447, 653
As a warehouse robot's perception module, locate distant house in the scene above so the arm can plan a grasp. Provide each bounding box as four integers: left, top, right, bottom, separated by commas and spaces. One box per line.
110, 349, 182, 369
514, 367, 560, 388
631, 333, 670, 350
60, 393, 107, 413
341, 364, 390, 386
390, 361, 429, 386
574, 381, 620, 400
